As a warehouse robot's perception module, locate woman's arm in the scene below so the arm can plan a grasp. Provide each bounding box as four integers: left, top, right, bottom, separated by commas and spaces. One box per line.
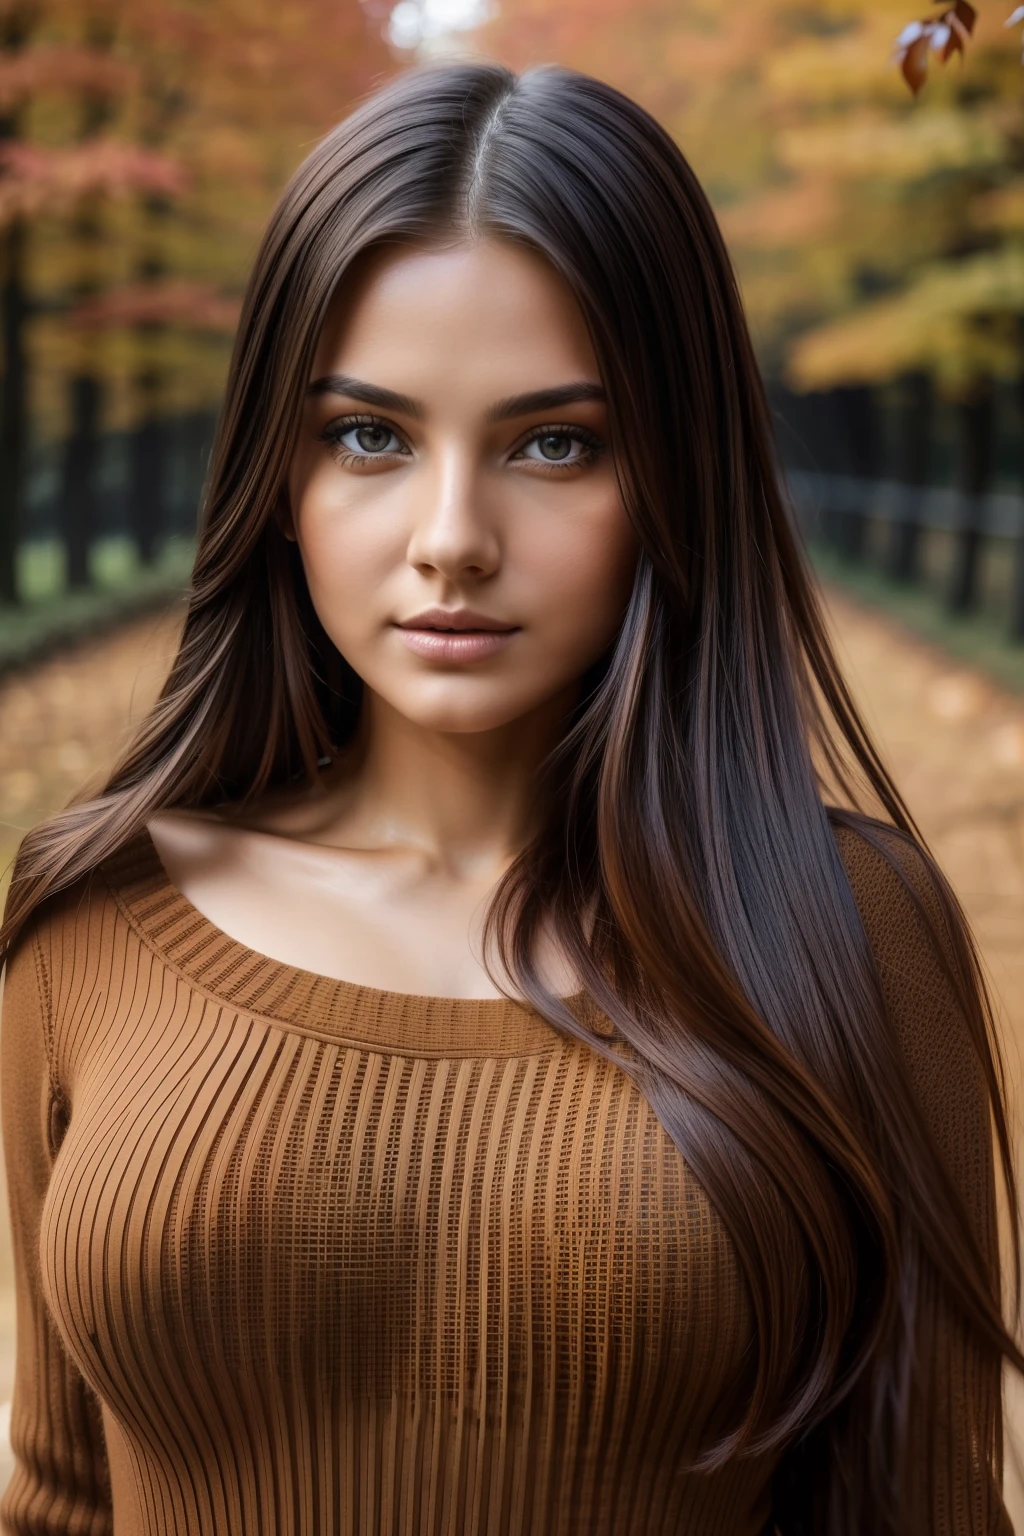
836, 820, 1013, 1533
0, 925, 112, 1536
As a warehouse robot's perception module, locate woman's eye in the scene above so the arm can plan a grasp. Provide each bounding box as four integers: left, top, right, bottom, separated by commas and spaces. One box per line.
534, 433, 574, 462
320, 417, 408, 459
342, 422, 403, 455
515, 428, 600, 467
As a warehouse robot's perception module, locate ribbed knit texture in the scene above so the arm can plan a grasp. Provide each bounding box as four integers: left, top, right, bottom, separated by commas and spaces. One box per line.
0, 823, 1009, 1534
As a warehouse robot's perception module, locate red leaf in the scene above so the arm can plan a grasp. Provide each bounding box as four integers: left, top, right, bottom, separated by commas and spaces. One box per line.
901, 32, 931, 91
942, 17, 966, 55
953, 0, 977, 34
946, 8, 970, 40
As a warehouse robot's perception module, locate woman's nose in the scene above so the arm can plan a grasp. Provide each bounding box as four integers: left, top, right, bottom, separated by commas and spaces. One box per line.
404, 444, 500, 580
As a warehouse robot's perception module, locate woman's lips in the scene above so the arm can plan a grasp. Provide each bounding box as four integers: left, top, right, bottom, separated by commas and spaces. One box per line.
395, 627, 520, 662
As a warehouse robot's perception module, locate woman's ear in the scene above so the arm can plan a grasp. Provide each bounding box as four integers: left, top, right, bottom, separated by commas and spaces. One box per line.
275, 490, 298, 543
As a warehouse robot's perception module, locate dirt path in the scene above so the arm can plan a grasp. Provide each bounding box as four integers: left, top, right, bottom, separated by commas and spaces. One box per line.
1, 589, 1023, 1513
0, 608, 185, 897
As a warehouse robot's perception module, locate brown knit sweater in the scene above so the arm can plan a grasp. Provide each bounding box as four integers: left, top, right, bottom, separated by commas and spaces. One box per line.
0, 823, 1009, 1534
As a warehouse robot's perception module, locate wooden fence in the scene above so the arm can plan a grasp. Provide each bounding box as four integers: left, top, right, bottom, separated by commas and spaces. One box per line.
773, 381, 1024, 645
17, 407, 218, 581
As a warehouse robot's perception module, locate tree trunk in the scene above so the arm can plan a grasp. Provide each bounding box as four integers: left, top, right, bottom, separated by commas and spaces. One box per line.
180, 406, 218, 534
59, 200, 105, 590
129, 187, 171, 564
0, 7, 34, 606
833, 384, 877, 560
61, 374, 102, 588
59, 15, 116, 590
888, 370, 932, 583
0, 217, 27, 605
129, 368, 167, 563
1011, 350, 1024, 642
947, 378, 994, 615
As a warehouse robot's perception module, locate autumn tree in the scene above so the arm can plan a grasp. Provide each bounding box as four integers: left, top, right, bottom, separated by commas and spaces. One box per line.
0, 1, 38, 603
0, 0, 394, 603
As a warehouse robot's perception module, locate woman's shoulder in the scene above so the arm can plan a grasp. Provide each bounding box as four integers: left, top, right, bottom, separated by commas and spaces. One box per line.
3, 830, 170, 1101
828, 810, 993, 1190
829, 810, 974, 1012
830, 810, 950, 934
829, 817, 976, 1032
828, 808, 973, 1025
3, 830, 150, 998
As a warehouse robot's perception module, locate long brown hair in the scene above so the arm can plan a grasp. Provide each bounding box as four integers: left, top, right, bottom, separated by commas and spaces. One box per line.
3, 62, 1020, 1530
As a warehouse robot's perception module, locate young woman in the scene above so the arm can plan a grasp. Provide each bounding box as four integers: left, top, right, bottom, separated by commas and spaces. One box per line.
0, 61, 1018, 1536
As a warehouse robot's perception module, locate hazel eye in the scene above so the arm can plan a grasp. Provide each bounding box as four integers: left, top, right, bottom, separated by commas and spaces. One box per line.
515, 427, 601, 467
339, 422, 404, 455
523, 432, 576, 462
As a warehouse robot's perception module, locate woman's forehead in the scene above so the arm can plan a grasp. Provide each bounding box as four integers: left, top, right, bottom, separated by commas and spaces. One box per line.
310, 239, 599, 391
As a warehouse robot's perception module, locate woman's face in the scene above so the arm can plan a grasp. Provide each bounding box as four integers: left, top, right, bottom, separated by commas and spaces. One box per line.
287, 239, 639, 737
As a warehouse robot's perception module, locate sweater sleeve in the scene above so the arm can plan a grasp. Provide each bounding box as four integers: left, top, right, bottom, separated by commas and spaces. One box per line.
835, 821, 1012, 1534
0, 926, 112, 1536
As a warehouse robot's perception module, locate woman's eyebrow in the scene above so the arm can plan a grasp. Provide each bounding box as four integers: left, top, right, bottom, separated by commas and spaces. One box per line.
305, 375, 606, 422
486, 382, 605, 421
307, 373, 423, 418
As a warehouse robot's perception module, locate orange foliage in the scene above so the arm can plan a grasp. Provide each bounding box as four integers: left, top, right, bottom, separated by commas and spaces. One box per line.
0, 45, 134, 108
0, 0, 395, 412
479, 0, 1024, 393
717, 178, 841, 248
70, 279, 240, 331
0, 140, 185, 223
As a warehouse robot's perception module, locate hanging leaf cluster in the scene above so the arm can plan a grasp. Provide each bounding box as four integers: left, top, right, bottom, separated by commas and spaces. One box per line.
893, 0, 977, 94
893, 0, 1024, 91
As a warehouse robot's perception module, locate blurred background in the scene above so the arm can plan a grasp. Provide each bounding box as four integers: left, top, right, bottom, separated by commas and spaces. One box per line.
1, 0, 1024, 1515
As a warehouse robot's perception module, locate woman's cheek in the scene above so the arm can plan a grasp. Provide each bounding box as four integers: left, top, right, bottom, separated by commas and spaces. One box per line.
539, 510, 636, 650
297, 489, 394, 615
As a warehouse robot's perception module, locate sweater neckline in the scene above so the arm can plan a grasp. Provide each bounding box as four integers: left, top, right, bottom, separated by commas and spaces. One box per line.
100, 827, 591, 1056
